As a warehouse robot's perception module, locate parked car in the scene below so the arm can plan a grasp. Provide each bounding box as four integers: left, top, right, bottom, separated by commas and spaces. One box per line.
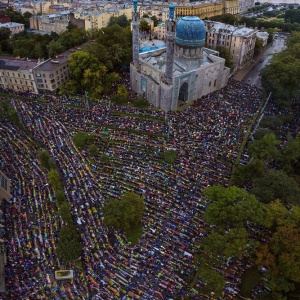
259, 58, 264, 63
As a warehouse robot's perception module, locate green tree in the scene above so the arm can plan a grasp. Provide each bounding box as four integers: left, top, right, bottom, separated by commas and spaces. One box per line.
139, 19, 151, 33
47, 40, 65, 58
216, 46, 233, 71
103, 191, 144, 233
48, 169, 62, 191
263, 200, 300, 230
73, 132, 94, 149
38, 149, 51, 170
56, 224, 82, 263
55, 189, 66, 206
248, 133, 280, 161
254, 37, 264, 57
280, 136, 300, 174
117, 84, 128, 97
88, 144, 98, 157
252, 169, 300, 204
202, 227, 249, 259
59, 202, 73, 224
162, 149, 178, 164
151, 15, 159, 27
108, 15, 130, 28
0, 27, 11, 40
198, 267, 225, 298
231, 159, 265, 186
203, 185, 264, 228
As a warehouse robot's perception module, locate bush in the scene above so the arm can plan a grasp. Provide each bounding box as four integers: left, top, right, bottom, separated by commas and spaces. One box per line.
59, 202, 73, 224
111, 94, 128, 105
73, 132, 94, 148
162, 149, 178, 164
88, 144, 98, 157
56, 189, 66, 206
132, 97, 149, 108
48, 169, 62, 191
38, 149, 51, 170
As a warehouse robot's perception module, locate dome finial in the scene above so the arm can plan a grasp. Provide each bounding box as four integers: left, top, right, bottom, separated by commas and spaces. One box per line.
169, 3, 175, 20
133, 0, 138, 13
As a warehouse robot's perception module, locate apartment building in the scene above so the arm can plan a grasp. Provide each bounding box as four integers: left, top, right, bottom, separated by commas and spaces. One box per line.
0, 22, 24, 34
206, 21, 258, 70
239, 0, 255, 13
0, 57, 39, 93
33, 52, 70, 93
139, 7, 169, 22
30, 10, 71, 33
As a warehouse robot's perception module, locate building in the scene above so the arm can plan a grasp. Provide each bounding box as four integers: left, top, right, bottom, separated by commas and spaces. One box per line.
33, 52, 70, 93
0, 171, 11, 294
257, 31, 269, 47
130, 1, 230, 111
205, 21, 258, 70
0, 57, 39, 93
0, 14, 11, 24
239, 0, 255, 14
0, 22, 24, 35
30, 10, 71, 33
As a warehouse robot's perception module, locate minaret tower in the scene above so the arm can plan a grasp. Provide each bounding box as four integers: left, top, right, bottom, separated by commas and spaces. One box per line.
132, 0, 140, 66
164, 4, 175, 85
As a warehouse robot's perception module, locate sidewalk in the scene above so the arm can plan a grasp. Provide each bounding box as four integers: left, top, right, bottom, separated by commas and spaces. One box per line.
232, 49, 268, 81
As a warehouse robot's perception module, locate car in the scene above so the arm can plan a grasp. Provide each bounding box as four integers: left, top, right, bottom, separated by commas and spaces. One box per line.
259, 58, 264, 63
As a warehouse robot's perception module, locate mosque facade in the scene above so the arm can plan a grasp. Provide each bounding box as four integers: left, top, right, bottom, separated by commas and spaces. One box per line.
130, 0, 230, 111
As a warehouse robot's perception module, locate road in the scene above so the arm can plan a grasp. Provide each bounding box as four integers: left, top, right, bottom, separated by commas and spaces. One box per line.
237, 35, 286, 88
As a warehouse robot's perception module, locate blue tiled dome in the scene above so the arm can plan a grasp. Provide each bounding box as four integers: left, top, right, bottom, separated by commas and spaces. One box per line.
175, 16, 206, 47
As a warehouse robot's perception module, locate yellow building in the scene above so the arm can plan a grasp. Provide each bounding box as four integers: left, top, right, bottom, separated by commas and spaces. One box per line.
84, 7, 132, 30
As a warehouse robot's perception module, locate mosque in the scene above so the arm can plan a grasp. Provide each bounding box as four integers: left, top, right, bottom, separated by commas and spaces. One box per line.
130, 0, 230, 111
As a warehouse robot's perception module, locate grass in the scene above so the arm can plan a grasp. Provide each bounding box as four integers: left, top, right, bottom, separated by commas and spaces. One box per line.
65, 104, 87, 110
125, 223, 143, 244
240, 267, 262, 298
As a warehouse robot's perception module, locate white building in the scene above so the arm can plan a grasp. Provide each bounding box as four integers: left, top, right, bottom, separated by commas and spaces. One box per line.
257, 31, 269, 47
206, 21, 258, 70
239, 0, 255, 13
131, 2, 230, 111
0, 22, 24, 35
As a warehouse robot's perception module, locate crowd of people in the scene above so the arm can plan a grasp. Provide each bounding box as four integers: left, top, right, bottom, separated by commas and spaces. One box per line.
1, 79, 264, 299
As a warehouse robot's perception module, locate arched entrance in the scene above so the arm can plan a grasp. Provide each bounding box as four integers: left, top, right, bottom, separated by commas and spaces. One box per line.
178, 82, 189, 104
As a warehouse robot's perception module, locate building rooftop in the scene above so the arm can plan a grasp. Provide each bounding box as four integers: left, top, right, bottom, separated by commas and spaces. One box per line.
0, 22, 23, 28
207, 21, 257, 37
139, 39, 221, 76
0, 57, 39, 71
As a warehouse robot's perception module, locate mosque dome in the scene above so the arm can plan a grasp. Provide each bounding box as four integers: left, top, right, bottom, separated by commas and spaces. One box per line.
175, 16, 206, 47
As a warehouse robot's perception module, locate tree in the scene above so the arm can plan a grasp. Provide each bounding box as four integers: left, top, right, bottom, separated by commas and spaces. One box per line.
280, 136, 300, 174
248, 133, 280, 162
162, 149, 178, 164
55, 189, 67, 206
38, 149, 51, 170
48, 169, 62, 191
66, 51, 108, 96
263, 200, 300, 230
203, 185, 264, 228
252, 169, 300, 205
216, 46, 233, 71
117, 84, 128, 97
0, 27, 11, 41
202, 227, 249, 259
59, 202, 73, 224
56, 224, 82, 263
139, 19, 151, 33
88, 144, 98, 157
254, 38, 264, 57
103, 191, 144, 233
231, 159, 265, 186
47, 40, 65, 58
72, 132, 94, 149
108, 15, 130, 28
151, 15, 159, 27
198, 267, 225, 298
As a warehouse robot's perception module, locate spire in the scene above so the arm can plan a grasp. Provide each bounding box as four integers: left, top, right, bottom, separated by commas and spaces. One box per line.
132, 0, 140, 66
164, 4, 176, 85
169, 3, 175, 21
133, 0, 138, 13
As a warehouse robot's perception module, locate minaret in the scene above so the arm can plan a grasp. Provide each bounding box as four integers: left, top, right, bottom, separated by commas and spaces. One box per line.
132, 0, 140, 66
164, 4, 175, 85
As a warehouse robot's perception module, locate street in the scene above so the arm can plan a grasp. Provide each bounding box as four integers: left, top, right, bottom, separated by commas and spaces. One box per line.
243, 36, 286, 88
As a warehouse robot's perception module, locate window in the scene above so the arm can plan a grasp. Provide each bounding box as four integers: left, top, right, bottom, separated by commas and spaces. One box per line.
18, 74, 20, 77
214, 79, 217, 87
29, 75, 31, 79
43, 74, 45, 78
37, 79, 43, 83
36, 74, 41, 77
209, 81, 211, 87
23, 74, 25, 78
